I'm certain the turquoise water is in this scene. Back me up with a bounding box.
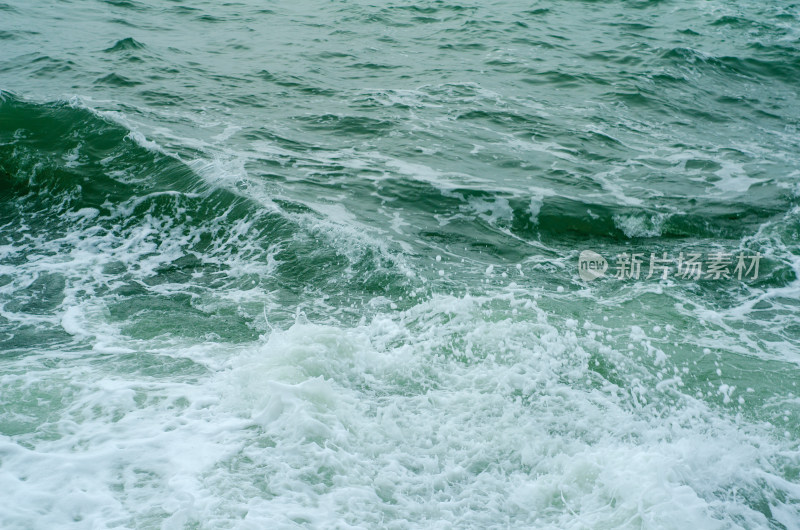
[1,0,800,527]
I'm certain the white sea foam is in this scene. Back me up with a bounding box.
[613,212,669,238]
[3,292,797,527]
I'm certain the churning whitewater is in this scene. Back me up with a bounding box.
[1,0,800,528]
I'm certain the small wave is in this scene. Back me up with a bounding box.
[104,37,146,53]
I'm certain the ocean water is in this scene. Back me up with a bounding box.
[1,0,800,527]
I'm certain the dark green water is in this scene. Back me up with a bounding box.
[1,0,800,528]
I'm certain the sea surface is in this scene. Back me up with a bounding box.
[2,0,800,528]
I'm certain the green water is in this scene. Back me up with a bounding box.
[1,0,800,528]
